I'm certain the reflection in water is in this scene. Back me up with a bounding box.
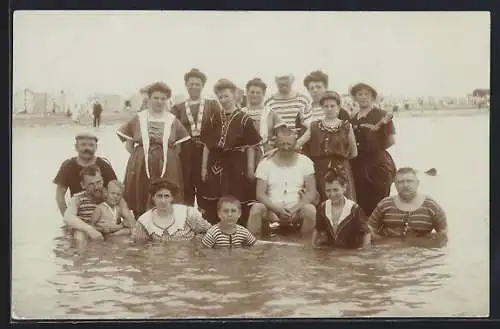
[13,115,490,318]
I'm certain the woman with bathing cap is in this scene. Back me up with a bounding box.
[117,82,191,218]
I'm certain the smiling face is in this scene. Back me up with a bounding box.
[354,88,374,109]
[324,180,346,202]
[81,171,104,201]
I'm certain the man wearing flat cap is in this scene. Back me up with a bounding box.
[171,69,221,209]
[53,132,119,217]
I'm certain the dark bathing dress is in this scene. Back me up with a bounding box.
[199,109,262,225]
[308,119,357,203]
[350,108,396,216]
[172,99,221,208]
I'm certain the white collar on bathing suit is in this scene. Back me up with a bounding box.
[138,204,191,236]
[324,196,356,228]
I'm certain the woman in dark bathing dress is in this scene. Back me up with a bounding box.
[349,83,396,216]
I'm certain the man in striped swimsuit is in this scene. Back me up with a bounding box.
[264,74,311,132]
[64,165,125,243]
[367,167,448,244]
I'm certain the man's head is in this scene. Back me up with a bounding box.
[275,74,294,95]
[80,165,104,201]
[304,70,328,104]
[394,167,419,201]
[246,78,267,107]
[275,127,297,155]
[75,132,98,160]
[217,195,242,225]
[184,68,207,100]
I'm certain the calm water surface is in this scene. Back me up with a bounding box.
[12,114,490,318]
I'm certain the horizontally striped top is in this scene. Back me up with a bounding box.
[367,196,447,238]
[264,92,311,129]
[201,224,257,248]
[74,191,98,223]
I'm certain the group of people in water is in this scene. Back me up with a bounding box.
[53,69,448,249]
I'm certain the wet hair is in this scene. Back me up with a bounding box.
[217,195,242,211]
[144,82,172,98]
[323,171,348,187]
[303,70,329,89]
[396,167,418,176]
[213,79,237,94]
[319,91,342,106]
[79,165,102,182]
[107,180,124,193]
[245,78,267,93]
[149,178,179,197]
[184,68,207,86]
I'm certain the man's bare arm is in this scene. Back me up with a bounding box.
[256,179,281,214]
[56,185,68,217]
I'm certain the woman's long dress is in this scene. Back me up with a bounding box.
[199,109,262,224]
[350,108,396,216]
[117,110,190,217]
[308,119,357,203]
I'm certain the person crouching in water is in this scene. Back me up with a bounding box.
[201,196,257,249]
[312,172,371,249]
[90,180,136,238]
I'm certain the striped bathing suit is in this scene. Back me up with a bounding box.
[264,93,310,129]
[74,191,98,223]
[367,196,447,237]
[201,224,257,248]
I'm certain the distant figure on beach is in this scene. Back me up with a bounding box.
[171,69,221,209]
[264,73,311,130]
[349,83,396,215]
[199,79,262,225]
[117,82,190,218]
[201,196,257,249]
[247,127,317,239]
[132,179,212,243]
[312,172,370,249]
[93,100,103,127]
[368,167,448,244]
[90,180,136,238]
[63,166,130,243]
[53,132,121,217]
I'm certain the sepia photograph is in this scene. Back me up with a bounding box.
[11,10,490,319]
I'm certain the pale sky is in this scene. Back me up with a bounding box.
[13,11,490,99]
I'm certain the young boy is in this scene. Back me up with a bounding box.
[91,180,135,238]
[201,196,257,248]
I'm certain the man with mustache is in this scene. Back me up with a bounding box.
[53,132,120,217]
[64,165,124,243]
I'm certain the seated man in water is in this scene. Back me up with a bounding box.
[367,167,448,244]
[90,180,136,238]
[53,132,126,217]
[247,127,317,238]
[201,196,257,249]
[312,172,371,249]
[64,165,129,243]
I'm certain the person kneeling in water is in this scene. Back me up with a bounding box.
[312,172,371,249]
[90,180,136,238]
[201,196,257,249]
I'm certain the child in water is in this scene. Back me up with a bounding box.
[201,196,257,248]
[91,180,135,237]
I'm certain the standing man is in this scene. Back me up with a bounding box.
[171,68,221,209]
[264,73,311,131]
[53,132,120,217]
[92,100,103,128]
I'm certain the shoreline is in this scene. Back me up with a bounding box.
[12,107,489,128]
